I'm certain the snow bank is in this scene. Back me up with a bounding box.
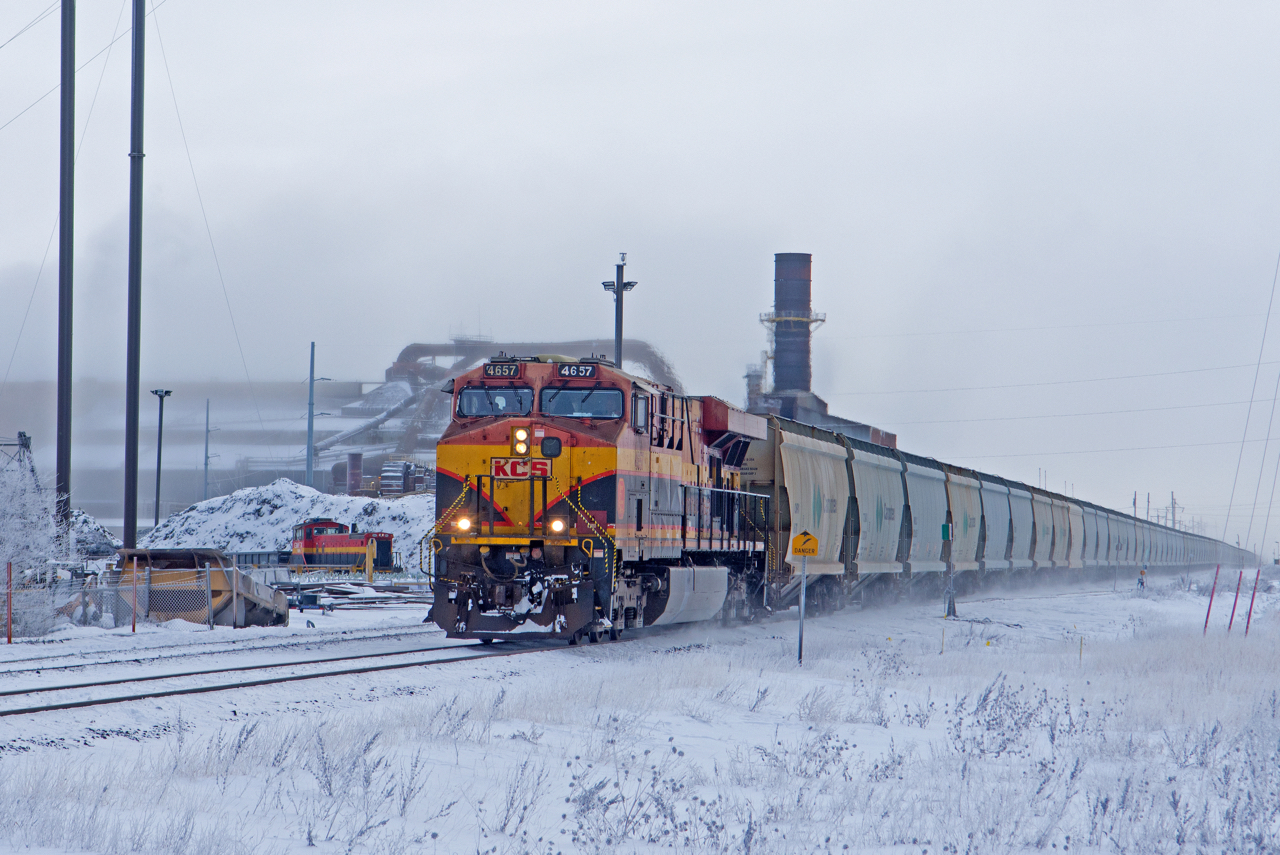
[140,479,436,553]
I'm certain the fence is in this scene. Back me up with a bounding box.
[3,562,221,639]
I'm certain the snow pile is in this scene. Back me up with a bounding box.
[68,507,122,557]
[140,479,436,553]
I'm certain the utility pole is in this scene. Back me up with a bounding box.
[1171,491,1176,529]
[151,389,171,528]
[1146,492,1150,521]
[122,0,147,548]
[55,0,76,534]
[601,253,637,367]
[306,342,316,488]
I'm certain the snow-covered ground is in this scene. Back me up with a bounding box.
[141,479,436,557]
[1,567,1278,854]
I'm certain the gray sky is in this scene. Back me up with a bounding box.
[4,1,1280,550]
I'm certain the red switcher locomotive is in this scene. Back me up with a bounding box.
[289,518,395,570]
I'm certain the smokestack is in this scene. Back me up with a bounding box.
[346,453,363,495]
[772,252,813,392]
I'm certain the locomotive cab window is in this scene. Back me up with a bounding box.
[539,385,623,419]
[631,391,650,433]
[456,385,534,417]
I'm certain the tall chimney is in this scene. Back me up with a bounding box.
[346,452,363,495]
[772,252,813,392]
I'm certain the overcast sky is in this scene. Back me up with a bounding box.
[5,2,1280,550]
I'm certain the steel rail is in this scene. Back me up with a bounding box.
[0,622,445,673]
[0,640,482,698]
[1,638,615,718]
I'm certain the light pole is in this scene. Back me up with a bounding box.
[304,344,333,490]
[601,253,637,367]
[203,399,219,501]
[306,342,315,488]
[151,389,171,527]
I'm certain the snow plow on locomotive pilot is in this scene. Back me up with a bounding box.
[427,354,771,643]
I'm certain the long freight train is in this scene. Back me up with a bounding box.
[427,355,1255,642]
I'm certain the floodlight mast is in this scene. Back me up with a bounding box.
[601,253,637,368]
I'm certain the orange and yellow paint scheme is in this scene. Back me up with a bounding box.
[428,355,768,643]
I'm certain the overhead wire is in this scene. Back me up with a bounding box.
[951,436,1273,461]
[0,0,170,136]
[878,397,1270,427]
[1221,248,1280,542]
[832,360,1280,397]
[150,0,276,460]
[1242,363,1280,552]
[0,0,129,409]
[0,1,59,54]
[853,312,1259,339]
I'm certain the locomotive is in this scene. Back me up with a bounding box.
[289,518,395,570]
[427,355,1256,643]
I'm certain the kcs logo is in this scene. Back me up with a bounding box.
[491,458,551,479]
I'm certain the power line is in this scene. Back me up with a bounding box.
[877,397,1269,427]
[0,0,128,408]
[831,360,1280,397]
[0,0,170,136]
[150,1,275,460]
[950,436,1272,461]
[852,312,1260,340]
[0,1,59,54]
[1222,248,1280,542]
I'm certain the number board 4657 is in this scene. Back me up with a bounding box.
[556,363,596,378]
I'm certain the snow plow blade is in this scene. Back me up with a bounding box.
[115,549,289,628]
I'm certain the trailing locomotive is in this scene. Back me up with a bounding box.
[290,517,395,570]
[427,355,1256,643]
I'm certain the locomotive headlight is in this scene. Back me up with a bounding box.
[456,517,472,531]
[549,518,566,534]
[513,427,530,456]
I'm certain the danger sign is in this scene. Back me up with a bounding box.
[791,530,819,557]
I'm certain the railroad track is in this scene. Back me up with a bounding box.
[0,636,622,718]
[0,622,447,675]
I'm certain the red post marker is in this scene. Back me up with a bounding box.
[1245,567,1262,636]
[1228,570,1244,633]
[6,561,11,644]
[1203,564,1220,636]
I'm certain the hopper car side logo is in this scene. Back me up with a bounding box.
[491,458,551,479]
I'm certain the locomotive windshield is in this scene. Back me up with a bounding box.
[457,385,534,417]
[539,385,624,419]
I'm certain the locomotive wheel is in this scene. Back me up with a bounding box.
[609,627,620,641]
[589,631,600,644]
